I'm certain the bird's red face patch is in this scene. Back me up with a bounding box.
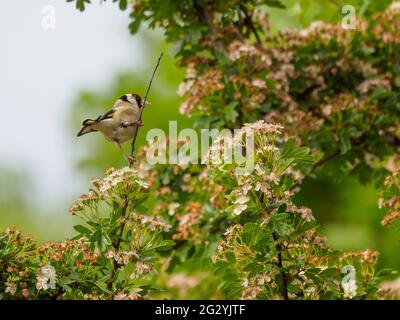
[131,93,143,108]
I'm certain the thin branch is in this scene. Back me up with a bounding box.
[193,1,224,52]
[107,194,129,291]
[239,4,261,44]
[130,53,164,159]
[272,230,289,300]
[311,148,341,170]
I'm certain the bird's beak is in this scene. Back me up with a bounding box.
[145,101,151,105]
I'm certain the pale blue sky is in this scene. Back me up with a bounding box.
[0,0,145,206]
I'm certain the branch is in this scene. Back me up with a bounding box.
[193,1,224,52]
[239,4,261,44]
[107,194,129,291]
[130,53,164,159]
[311,148,341,170]
[272,232,289,300]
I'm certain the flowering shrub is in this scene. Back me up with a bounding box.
[1,1,399,299]
[125,0,400,228]
[1,168,174,299]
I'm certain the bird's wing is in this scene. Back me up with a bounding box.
[87,100,140,125]
[97,108,115,121]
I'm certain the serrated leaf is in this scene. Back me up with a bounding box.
[73,224,91,235]
[224,101,239,124]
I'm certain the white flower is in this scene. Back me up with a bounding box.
[255,164,265,175]
[136,179,149,189]
[114,292,129,300]
[168,202,180,216]
[251,79,267,88]
[177,79,194,96]
[342,279,358,299]
[241,183,252,194]
[232,193,251,213]
[235,195,249,205]
[233,204,248,215]
[255,181,269,193]
[390,2,400,10]
[105,250,115,259]
[266,172,280,185]
[298,207,315,222]
[5,282,17,296]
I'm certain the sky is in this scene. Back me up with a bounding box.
[0,0,144,206]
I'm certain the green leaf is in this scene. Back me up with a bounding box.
[263,0,285,8]
[242,223,269,251]
[224,101,239,124]
[89,229,101,243]
[129,18,142,34]
[281,137,296,158]
[155,240,175,251]
[339,129,352,154]
[270,213,292,238]
[93,281,112,294]
[111,208,122,224]
[225,251,236,263]
[119,0,127,10]
[73,224,91,235]
[75,0,91,12]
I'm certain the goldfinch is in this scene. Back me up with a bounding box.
[77,93,147,162]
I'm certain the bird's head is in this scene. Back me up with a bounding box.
[120,93,150,108]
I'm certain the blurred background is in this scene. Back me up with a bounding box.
[0,0,398,271]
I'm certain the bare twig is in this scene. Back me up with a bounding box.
[272,232,289,300]
[193,1,224,52]
[107,194,129,291]
[130,53,164,160]
[311,148,341,170]
[239,4,261,44]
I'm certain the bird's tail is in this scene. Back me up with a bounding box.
[77,119,98,137]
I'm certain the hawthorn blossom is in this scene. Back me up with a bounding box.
[5,282,17,296]
[233,195,250,215]
[168,202,180,216]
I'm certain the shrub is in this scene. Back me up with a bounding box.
[1,0,399,300]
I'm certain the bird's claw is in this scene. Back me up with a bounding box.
[121,120,143,128]
[135,119,143,127]
[127,155,136,164]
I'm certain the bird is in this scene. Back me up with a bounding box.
[77,93,148,163]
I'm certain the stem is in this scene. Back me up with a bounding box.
[239,4,261,44]
[193,1,224,52]
[272,232,289,300]
[311,148,341,170]
[130,53,164,159]
[107,194,129,291]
